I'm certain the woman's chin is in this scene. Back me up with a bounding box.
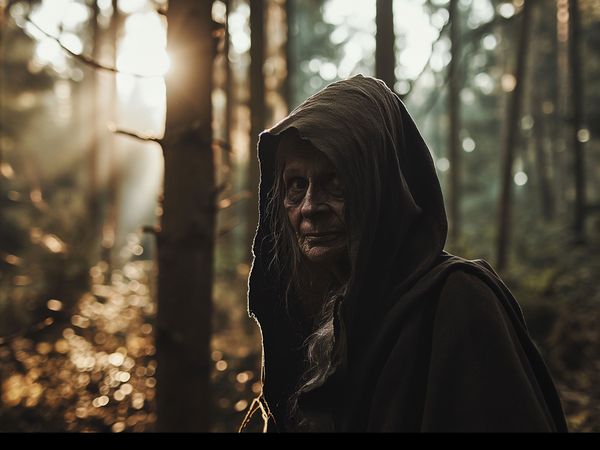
[303,244,346,265]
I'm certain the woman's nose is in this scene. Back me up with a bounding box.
[300,183,329,218]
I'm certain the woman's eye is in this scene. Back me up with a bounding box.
[288,177,307,191]
[328,178,344,197]
[285,177,307,201]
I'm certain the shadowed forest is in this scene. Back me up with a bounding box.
[1,0,599,432]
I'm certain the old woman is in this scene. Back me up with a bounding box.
[241,75,568,432]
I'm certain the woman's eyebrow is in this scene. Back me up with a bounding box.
[315,170,338,181]
[283,168,338,179]
[283,167,302,177]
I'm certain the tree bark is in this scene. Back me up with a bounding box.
[101,0,121,273]
[554,0,569,215]
[89,1,101,248]
[548,0,563,217]
[569,0,585,242]
[375,0,395,91]
[247,0,266,262]
[285,0,295,112]
[224,0,232,173]
[532,86,555,222]
[531,4,555,222]
[496,0,533,272]
[157,0,216,432]
[448,0,461,245]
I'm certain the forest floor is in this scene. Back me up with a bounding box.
[0,259,262,432]
[504,222,600,432]
[0,260,158,431]
[1,235,598,432]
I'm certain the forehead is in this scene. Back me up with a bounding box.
[278,135,336,174]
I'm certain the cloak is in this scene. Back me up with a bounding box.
[242,74,568,432]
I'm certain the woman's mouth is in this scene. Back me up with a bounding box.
[304,232,344,244]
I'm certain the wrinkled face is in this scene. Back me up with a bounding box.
[280,137,347,266]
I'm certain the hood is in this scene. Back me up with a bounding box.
[245,74,449,430]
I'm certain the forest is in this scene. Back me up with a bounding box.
[1,0,599,432]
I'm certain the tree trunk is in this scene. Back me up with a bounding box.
[89,1,101,250]
[532,86,555,222]
[247,0,266,262]
[554,0,569,215]
[285,0,295,112]
[548,0,562,218]
[569,0,585,242]
[531,4,555,222]
[224,0,232,173]
[448,0,461,245]
[496,0,533,272]
[375,0,395,91]
[101,0,121,274]
[156,0,216,432]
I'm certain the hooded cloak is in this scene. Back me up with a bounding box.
[242,74,568,432]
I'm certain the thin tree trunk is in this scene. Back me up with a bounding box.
[569,0,585,242]
[548,0,563,217]
[531,4,555,222]
[496,0,533,272]
[157,0,216,432]
[533,86,555,221]
[285,0,295,112]
[224,0,232,172]
[101,0,120,273]
[375,0,395,90]
[89,1,101,248]
[448,0,461,245]
[247,0,266,262]
[554,0,569,214]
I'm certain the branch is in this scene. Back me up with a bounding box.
[214,181,231,197]
[216,218,241,239]
[586,203,600,214]
[141,225,161,235]
[403,15,451,97]
[107,123,232,156]
[109,124,163,143]
[17,13,163,78]
[0,316,56,345]
[213,138,233,153]
[463,8,523,44]
[415,8,525,120]
[218,190,251,210]
[406,7,523,101]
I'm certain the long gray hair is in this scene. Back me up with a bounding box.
[265,133,350,431]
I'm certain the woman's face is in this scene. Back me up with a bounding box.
[280,136,347,267]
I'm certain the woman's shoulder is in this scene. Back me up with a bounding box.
[421,267,564,432]
[434,267,517,334]
[439,266,498,299]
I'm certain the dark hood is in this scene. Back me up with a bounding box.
[246,74,447,426]
[244,75,567,432]
[255,74,447,309]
